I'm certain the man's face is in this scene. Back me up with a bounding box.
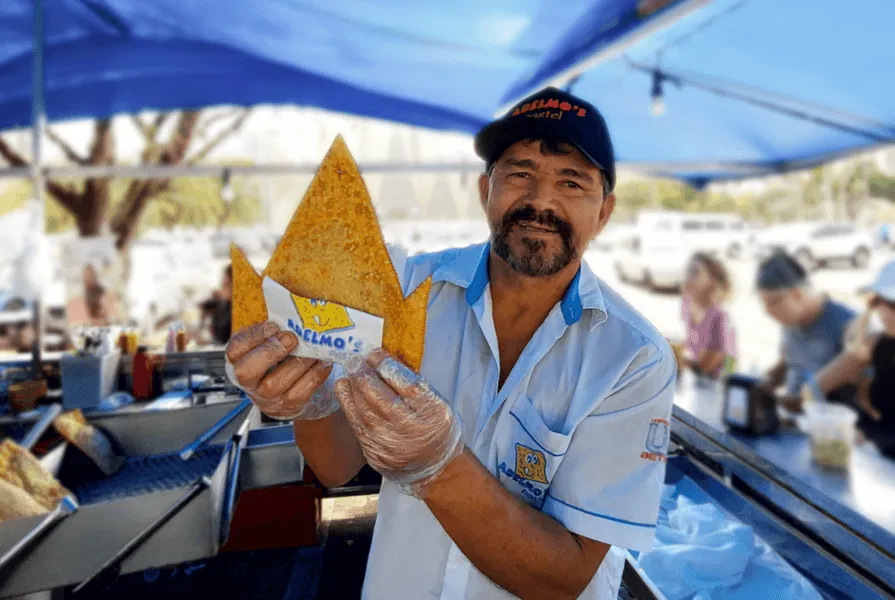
[684,259,713,300]
[478,140,614,277]
[760,288,804,326]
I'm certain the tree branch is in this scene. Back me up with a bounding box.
[46,128,88,165]
[131,115,150,138]
[45,180,83,216]
[111,179,171,249]
[88,119,114,165]
[187,109,251,164]
[0,135,28,166]
[194,109,246,139]
[133,113,171,145]
[160,110,202,164]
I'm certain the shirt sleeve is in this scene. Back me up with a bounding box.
[542,343,675,552]
[710,309,737,358]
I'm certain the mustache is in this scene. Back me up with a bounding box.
[499,205,574,242]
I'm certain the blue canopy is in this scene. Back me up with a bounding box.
[1,0,893,184]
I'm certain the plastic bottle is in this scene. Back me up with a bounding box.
[132,346,154,401]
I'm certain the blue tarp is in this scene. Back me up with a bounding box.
[1,1,893,184]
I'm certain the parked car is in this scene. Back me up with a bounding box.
[613,233,691,291]
[635,211,751,260]
[756,222,873,269]
[590,223,637,253]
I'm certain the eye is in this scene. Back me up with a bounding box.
[509,171,531,179]
[560,180,582,189]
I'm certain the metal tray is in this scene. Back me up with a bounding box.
[0,397,265,597]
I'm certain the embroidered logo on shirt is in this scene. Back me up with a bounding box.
[514,444,548,484]
[641,418,669,462]
[498,455,546,506]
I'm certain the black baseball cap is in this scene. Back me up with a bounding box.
[474,87,616,191]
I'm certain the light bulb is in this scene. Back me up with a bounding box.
[220,183,235,204]
[650,95,666,117]
[220,168,235,204]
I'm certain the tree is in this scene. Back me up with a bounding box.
[869,171,895,203]
[0,108,251,251]
[0,173,262,234]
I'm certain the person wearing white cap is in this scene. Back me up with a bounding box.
[838,259,895,457]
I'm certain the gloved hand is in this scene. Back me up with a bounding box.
[334,350,463,498]
[225,321,340,421]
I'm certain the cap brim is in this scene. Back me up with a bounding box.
[474,118,607,179]
[860,282,895,301]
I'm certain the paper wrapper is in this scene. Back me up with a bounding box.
[263,276,383,366]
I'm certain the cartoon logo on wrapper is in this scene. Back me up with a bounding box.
[287,295,362,353]
[293,296,355,334]
[641,418,669,462]
[263,276,383,364]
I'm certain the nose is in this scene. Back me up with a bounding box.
[522,177,561,212]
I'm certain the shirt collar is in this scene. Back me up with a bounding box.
[433,242,607,328]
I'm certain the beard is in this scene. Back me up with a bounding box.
[492,205,577,277]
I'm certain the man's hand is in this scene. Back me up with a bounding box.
[333,350,463,497]
[225,321,337,420]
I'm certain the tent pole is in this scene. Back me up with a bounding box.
[30,0,46,379]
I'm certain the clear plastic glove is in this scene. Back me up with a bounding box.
[225,321,340,421]
[334,350,463,498]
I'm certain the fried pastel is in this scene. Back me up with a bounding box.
[53,409,124,476]
[235,136,430,371]
[230,243,268,332]
[0,439,71,510]
[0,478,47,523]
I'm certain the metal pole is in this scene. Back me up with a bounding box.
[30,0,46,379]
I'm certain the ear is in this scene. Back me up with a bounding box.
[477,173,490,210]
[594,192,616,236]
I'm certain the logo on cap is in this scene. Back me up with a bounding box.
[512,97,588,119]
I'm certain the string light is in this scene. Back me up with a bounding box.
[220,168,235,204]
[650,70,666,117]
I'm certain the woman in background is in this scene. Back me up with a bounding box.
[681,252,737,379]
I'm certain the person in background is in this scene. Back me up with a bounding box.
[66,263,121,327]
[681,252,737,379]
[199,265,232,345]
[818,260,895,457]
[0,298,36,354]
[756,251,857,411]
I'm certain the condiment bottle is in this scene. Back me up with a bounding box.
[176,327,187,353]
[132,345,154,401]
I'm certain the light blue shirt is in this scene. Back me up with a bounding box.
[362,242,676,600]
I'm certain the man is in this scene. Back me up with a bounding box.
[226,88,675,599]
[755,251,858,410]
[200,265,233,345]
